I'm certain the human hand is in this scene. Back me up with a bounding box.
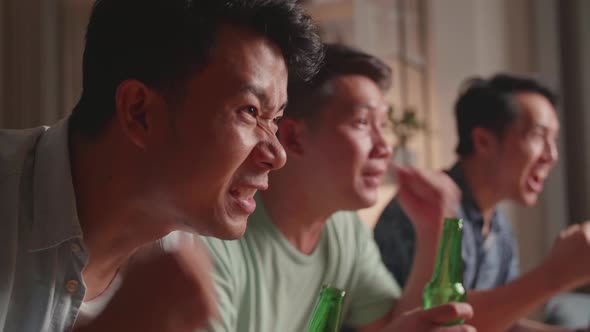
[395,165,461,240]
[384,302,476,332]
[544,221,590,291]
[77,237,217,332]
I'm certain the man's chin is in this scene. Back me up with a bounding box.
[217,217,248,240]
[363,189,379,204]
[518,192,539,207]
[350,192,377,210]
[190,215,247,240]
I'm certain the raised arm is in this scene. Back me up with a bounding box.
[391,166,462,317]
[360,166,468,332]
[76,235,217,332]
[466,222,590,332]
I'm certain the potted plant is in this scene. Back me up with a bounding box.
[388,105,426,165]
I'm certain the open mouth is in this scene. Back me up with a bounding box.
[229,186,261,215]
[526,173,544,193]
[362,169,386,187]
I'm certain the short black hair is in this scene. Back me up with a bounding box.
[286,43,392,121]
[70,0,324,137]
[455,73,558,157]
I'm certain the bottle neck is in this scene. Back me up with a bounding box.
[319,287,346,301]
[307,286,346,332]
[430,219,463,284]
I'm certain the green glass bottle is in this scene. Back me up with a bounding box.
[423,218,467,325]
[306,285,346,332]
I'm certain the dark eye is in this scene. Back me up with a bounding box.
[528,129,545,139]
[244,106,258,117]
[273,115,283,125]
[353,118,369,128]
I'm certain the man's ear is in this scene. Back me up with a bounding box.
[277,117,307,157]
[471,127,499,157]
[115,79,159,150]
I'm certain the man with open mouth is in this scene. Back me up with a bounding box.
[376,74,590,331]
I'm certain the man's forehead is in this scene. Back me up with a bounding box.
[330,76,386,103]
[199,25,288,91]
[510,91,553,121]
[509,114,559,139]
[353,102,389,113]
[212,25,285,62]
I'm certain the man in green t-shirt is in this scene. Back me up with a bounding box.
[201,44,474,332]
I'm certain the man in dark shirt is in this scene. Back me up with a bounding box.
[375,74,590,331]
[376,163,519,290]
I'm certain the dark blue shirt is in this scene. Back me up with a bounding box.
[374,163,520,290]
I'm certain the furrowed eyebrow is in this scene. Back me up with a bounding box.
[238,84,268,106]
[239,83,287,118]
[238,83,286,115]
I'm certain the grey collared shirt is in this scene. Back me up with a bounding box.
[0,118,89,332]
[374,163,520,290]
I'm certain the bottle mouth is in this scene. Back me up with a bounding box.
[444,218,463,229]
[320,284,346,298]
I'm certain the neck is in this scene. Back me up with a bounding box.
[260,168,335,255]
[70,130,174,297]
[458,158,501,236]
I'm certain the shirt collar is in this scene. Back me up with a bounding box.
[447,162,500,231]
[29,117,82,251]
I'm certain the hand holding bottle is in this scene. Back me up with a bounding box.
[423,219,467,325]
[384,303,476,332]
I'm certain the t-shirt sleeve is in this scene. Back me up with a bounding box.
[343,212,402,328]
[199,237,241,332]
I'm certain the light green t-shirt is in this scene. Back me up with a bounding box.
[201,198,401,332]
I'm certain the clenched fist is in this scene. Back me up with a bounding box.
[395,165,461,240]
[77,235,217,332]
[543,221,590,291]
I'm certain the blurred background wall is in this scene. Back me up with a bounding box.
[0,0,88,128]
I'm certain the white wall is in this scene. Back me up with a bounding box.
[426,0,567,273]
